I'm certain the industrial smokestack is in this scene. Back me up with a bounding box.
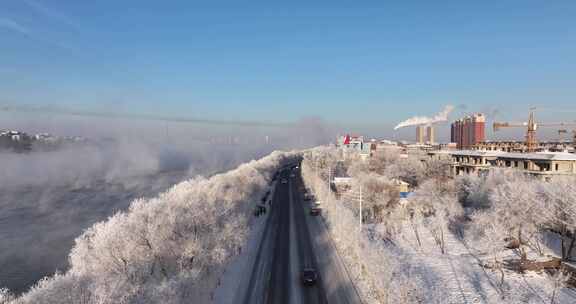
[426,126,435,144]
[416,126,425,144]
[394,105,455,130]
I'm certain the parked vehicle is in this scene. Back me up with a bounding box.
[254,205,267,217]
[310,207,321,216]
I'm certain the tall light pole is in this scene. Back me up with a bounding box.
[313,152,319,192]
[327,166,331,193]
[359,183,363,233]
[341,184,364,233]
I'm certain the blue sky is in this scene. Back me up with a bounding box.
[1,0,576,127]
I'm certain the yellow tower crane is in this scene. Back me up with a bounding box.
[493,108,576,152]
[558,129,568,142]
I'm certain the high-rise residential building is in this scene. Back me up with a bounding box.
[451,113,485,149]
[426,126,435,144]
[416,126,425,144]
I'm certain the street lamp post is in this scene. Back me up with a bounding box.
[327,166,331,193]
[359,183,363,233]
[342,184,364,233]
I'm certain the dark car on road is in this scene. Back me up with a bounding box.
[310,207,321,216]
[301,268,318,286]
[253,205,266,216]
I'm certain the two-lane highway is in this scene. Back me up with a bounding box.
[290,171,328,304]
[242,165,361,304]
[267,174,292,303]
[242,169,295,304]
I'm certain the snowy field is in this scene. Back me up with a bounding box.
[301,146,576,304]
[375,222,576,304]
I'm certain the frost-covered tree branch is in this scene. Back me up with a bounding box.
[9,150,299,304]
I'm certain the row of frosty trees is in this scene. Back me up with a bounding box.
[300,146,575,304]
[0,151,299,304]
[1,146,574,304]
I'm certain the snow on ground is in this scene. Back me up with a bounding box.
[379,222,576,304]
[541,231,576,262]
[214,181,276,304]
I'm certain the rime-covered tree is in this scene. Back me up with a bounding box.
[472,210,509,294]
[12,150,299,304]
[0,288,15,304]
[488,173,543,262]
[539,177,576,261]
[384,156,425,187]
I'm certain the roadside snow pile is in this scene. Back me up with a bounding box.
[5,150,299,304]
[213,179,278,304]
[301,146,576,304]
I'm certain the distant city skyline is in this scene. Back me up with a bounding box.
[1,1,576,128]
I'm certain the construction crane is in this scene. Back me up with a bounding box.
[493,108,576,152]
[558,129,568,142]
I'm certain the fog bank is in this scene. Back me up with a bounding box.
[0,113,328,294]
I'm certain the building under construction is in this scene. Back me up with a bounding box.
[491,108,576,152]
[451,113,486,149]
[473,140,575,153]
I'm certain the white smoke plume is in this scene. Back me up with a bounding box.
[393,105,455,130]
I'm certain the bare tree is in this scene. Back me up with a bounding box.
[548,269,571,304]
[0,288,15,304]
[488,172,542,263]
[384,156,425,187]
[405,179,462,254]
[540,177,576,261]
[472,210,509,294]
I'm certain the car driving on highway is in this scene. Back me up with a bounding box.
[301,268,318,286]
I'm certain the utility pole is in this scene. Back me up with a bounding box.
[359,183,363,233]
[314,152,319,191]
[314,154,318,176]
[327,166,331,193]
[342,184,364,232]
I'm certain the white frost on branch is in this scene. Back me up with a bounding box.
[10,150,299,304]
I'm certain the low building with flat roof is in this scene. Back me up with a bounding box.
[450,150,502,175]
[448,150,576,180]
[474,140,575,153]
[494,152,576,178]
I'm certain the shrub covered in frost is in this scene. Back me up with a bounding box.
[10,150,299,304]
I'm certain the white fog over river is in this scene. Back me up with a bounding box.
[0,114,330,294]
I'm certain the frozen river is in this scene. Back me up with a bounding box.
[0,171,187,294]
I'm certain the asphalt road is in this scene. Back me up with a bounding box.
[242,166,362,304]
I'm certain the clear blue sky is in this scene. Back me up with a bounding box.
[1,0,575,126]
